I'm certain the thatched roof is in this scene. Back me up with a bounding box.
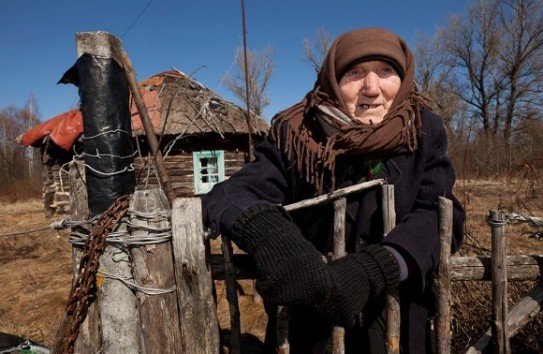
[135,69,269,137]
[19,69,269,150]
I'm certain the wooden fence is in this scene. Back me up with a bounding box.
[61,177,543,354]
[203,179,543,354]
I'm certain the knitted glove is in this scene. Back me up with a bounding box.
[230,204,331,306]
[318,244,400,328]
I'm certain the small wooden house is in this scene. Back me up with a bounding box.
[19,69,269,215]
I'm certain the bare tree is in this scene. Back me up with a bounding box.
[20,95,41,178]
[222,46,275,117]
[0,102,39,189]
[440,0,543,142]
[415,32,466,131]
[303,26,332,73]
[497,0,543,146]
[415,0,543,177]
[441,0,503,139]
[414,32,472,178]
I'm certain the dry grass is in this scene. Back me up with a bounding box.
[452,179,543,353]
[0,198,73,347]
[1,178,543,353]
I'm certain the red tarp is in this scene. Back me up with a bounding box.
[21,109,83,150]
[21,89,161,151]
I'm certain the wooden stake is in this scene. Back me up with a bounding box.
[172,198,220,353]
[221,235,242,354]
[490,210,510,354]
[436,197,453,354]
[331,197,347,354]
[119,49,176,205]
[382,184,400,354]
[130,189,183,353]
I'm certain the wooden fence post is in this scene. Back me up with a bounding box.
[221,235,242,354]
[382,184,400,354]
[331,197,347,354]
[172,198,220,353]
[489,210,510,354]
[130,189,182,353]
[97,227,142,354]
[73,31,141,354]
[277,306,290,354]
[436,197,453,354]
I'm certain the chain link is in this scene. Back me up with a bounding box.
[53,195,131,354]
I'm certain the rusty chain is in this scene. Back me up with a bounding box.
[53,194,132,354]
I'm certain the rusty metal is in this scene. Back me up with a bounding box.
[53,195,131,354]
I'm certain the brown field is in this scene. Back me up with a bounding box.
[1,179,543,353]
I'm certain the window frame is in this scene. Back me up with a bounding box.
[192,150,225,195]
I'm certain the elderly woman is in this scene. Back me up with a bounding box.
[203,27,465,353]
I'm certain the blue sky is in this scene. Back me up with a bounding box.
[0,0,472,123]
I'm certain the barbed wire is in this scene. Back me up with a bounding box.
[0,208,171,246]
[0,215,99,238]
[508,211,543,227]
[0,224,53,238]
[97,271,175,295]
[82,128,133,141]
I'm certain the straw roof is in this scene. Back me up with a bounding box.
[138,69,269,137]
[19,69,270,151]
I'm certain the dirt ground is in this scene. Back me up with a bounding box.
[1,179,543,353]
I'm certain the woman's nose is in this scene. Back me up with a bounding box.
[361,72,380,95]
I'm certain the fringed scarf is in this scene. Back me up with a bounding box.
[270,28,430,193]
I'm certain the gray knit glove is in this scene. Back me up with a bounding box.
[230,204,331,307]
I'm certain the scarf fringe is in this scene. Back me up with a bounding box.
[271,90,428,194]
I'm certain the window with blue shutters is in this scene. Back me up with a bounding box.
[193,150,225,194]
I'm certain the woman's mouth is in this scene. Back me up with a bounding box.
[360,104,379,109]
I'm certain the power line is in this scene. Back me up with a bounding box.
[122,0,155,39]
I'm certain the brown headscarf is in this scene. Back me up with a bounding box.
[270,27,429,193]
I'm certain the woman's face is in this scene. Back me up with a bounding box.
[338,60,401,125]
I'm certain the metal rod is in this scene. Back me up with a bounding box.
[240,0,254,161]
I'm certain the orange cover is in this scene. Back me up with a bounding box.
[21,89,161,151]
[21,109,83,150]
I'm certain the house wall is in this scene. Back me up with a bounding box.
[43,164,70,216]
[44,132,262,215]
[134,149,247,197]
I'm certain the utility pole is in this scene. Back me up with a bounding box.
[241,0,254,162]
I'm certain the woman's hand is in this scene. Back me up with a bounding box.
[230,204,331,306]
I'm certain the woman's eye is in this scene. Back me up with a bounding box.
[345,68,364,78]
[377,65,397,77]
